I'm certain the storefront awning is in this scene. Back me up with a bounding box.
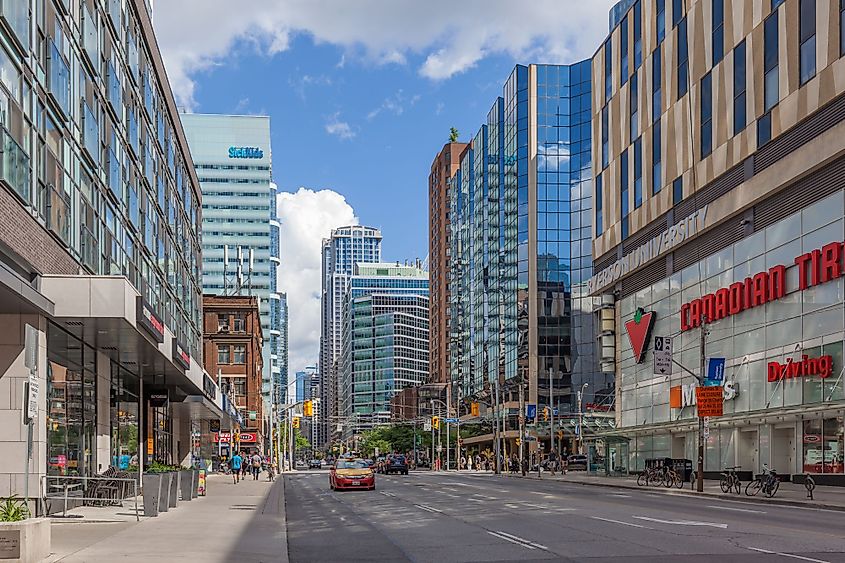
[40,275,204,398]
[0,260,54,315]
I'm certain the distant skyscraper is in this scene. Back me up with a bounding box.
[181,114,288,413]
[339,263,429,437]
[317,226,382,448]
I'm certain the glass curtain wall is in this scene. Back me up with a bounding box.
[110,364,139,470]
[47,323,97,477]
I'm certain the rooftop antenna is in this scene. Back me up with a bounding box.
[237,246,244,296]
[223,245,229,296]
[248,248,255,296]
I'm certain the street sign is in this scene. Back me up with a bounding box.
[705,357,726,386]
[526,404,537,419]
[423,420,432,432]
[26,372,39,422]
[436,445,443,453]
[444,418,459,424]
[703,416,711,438]
[695,386,724,417]
[653,336,672,375]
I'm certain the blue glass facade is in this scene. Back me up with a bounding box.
[449,63,608,444]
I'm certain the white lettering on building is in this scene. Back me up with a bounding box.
[589,205,709,295]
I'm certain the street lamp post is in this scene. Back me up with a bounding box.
[577,383,589,455]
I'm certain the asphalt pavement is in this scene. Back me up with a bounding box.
[284,469,845,562]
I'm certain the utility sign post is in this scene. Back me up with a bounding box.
[23,324,38,509]
[653,336,672,375]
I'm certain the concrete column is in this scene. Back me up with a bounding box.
[96,352,111,472]
[0,314,48,506]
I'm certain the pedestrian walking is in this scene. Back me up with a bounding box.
[549,449,558,476]
[230,452,243,483]
[251,452,262,480]
[460,456,466,471]
[475,454,481,472]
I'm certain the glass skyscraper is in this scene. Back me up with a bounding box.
[449,63,609,453]
[318,225,382,448]
[181,114,288,410]
[339,263,429,438]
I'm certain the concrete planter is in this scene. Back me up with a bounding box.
[191,470,199,499]
[0,518,51,563]
[168,472,180,509]
[179,471,193,501]
[142,473,163,517]
[158,473,173,513]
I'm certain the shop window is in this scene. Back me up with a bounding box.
[111,364,139,470]
[803,417,844,473]
[233,344,246,364]
[217,345,230,365]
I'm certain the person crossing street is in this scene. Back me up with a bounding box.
[230,452,243,483]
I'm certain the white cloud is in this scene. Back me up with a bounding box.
[366,89,421,120]
[277,188,359,375]
[324,112,355,139]
[153,1,615,109]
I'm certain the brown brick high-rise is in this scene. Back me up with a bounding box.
[428,142,468,385]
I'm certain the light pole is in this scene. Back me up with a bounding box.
[577,383,589,455]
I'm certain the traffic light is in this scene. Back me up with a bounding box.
[303,400,313,417]
[470,402,480,417]
[292,417,300,429]
[515,438,521,446]
[432,416,440,430]
[543,407,549,422]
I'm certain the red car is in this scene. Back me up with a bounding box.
[329,458,375,491]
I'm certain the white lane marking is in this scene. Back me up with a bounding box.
[494,531,548,550]
[468,497,484,502]
[609,494,631,498]
[379,491,396,498]
[633,516,728,529]
[706,505,766,514]
[591,516,650,529]
[488,531,535,549]
[505,503,520,509]
[748,547,829,563]
[414,504,443,514]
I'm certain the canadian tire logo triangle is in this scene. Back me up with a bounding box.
[625,308,655,364]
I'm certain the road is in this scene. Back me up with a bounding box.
[285,470,845,562]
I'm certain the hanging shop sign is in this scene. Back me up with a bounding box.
[136,297,165,343]
[767,355,833,382]
[681,240,845,331]
[588,206,709,295]
[238,432,257,443]
[214,432,232,443]
[172,339,191,371]
[203,373,217,400]
[624,308,655,363]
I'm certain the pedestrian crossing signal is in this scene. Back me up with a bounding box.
[470,402,480,417]
[432,416,439,430]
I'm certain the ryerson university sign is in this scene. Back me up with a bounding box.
[588,206,709,295]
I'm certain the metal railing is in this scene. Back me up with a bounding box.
[40,475,140,521]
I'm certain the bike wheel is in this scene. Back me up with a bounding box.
[674,473,684,489]
[720,476,730,493]
[745,479,762,496]
[637,473,647,487]
[733,478,742,495]
[766,479,780,498]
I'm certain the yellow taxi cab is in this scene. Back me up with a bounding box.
[329,458,375,491]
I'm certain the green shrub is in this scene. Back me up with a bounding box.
[0,496,30,522]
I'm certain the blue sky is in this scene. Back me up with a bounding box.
[154,0,615,371]
[188,36,525,261]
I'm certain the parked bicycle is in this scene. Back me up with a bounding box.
[662,467,684,489]
[719,466,742,495]
[745,465,779,498]
[804,473,816,500]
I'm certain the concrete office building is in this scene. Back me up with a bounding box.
[181,114,288,413]
[590,0,845,484]
[448,62,607,457]
[338,263,429,439]
[0,0,226,505]
[317,226,382,449]
[429,142,468,387]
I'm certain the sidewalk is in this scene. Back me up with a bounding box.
[499,470,845,510]
[48,473,288,562]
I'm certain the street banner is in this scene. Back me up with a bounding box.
[705,357,726,386]
[526,404,537,419]
[695,386,724,417]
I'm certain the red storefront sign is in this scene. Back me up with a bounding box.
[767,355,833,382]
[239,432,257,443]
[214,432,232,443]
[680,241,845,331]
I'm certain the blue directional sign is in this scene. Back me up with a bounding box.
[526,404,537,419]
[705,357,726,386]
[444,418,459,424]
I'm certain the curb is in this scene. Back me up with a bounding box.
[500,473,845,512]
